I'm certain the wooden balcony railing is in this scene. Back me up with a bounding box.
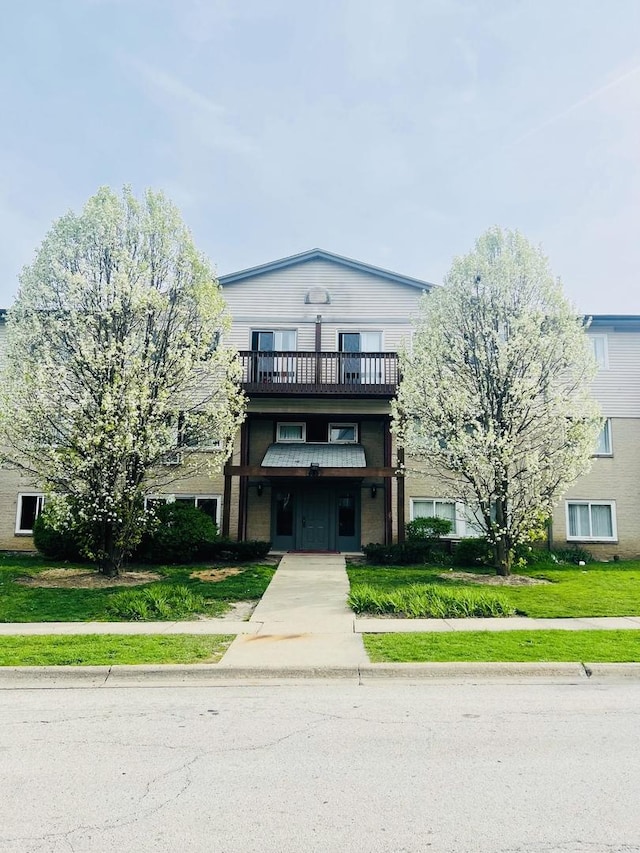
[238,351,399,396]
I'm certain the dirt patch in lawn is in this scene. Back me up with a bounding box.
[441,570,550,587]
[16,569,162,589]
[189,567,244,583]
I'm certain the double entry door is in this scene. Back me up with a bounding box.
[271,483,360,552]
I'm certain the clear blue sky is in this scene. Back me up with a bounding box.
[2,0,639,312]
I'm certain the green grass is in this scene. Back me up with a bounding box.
[349,582,514,617]
[363,630,640,662]
[0,634,234,665]
[0,553,275,622]
[347,561,640,618]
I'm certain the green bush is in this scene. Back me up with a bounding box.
[107,585,208,620]
[406,516,453,541]
[137,502,218,563]
[32,507,82,561]
[363,541,452,566]
[201,539,272,562]
[348,583,514,618]
[551,546,594,565]
[452,537,493,568]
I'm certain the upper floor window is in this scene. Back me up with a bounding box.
[277,422,306,442]
[339,332,383,384]
[594,419,612,456]
[16,493,45,534]
[338,331,382,353]
[590,334,608,369]
[251,330,297,351]
[329,423,358,443]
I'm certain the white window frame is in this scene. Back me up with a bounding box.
[410,498,485,538]
[276,422,306,442]
[145,494,222,527]
[15,493,45,535]
[329,423,358,443]
[565,500,617,542]
[590,334,609,369]
[594,419,612,457]
[410,498,459,537]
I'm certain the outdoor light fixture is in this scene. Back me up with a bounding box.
[256,483,263,497]
[308,463,320,478]
[370,484,377,499]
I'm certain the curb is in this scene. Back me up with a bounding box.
[1,661,640,688]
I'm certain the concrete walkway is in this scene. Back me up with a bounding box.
[218,553,368,668]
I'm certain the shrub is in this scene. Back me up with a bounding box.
[32,504,82,561]
[137,502,218,564]
[363,541,451,566]
[348,583,514,618]
[551,546,594,565]
[406,516,452,541]
[107,585,208,620]
[200,539,272,562]
[452,537,493,568]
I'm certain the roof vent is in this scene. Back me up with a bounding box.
[305,287,331,305]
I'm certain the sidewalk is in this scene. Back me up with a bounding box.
[1,554,640,684]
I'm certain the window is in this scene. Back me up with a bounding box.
[251,330,297,382]
[594,419,612,456]
[566,500,616,541]
[590,335,608,369]
[411,499,457,535]
[410,498,485,538]
[277,422,306,442]
[16,493,45,534]
[329,423,358,443]
[145,495,222,527]
[338,331,383,384]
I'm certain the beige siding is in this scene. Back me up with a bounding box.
[551,417,640,559]
[222,259,422,351]
[589,328,640,416]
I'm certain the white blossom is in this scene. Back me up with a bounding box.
[393,227,602,575]
[0,187,246,575]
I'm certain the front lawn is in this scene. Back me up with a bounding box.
[347,561,640,618]
[364,630,640,662]
[0,553,275,622]
[0,634,233,665]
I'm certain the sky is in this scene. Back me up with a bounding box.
[1,0,639,313]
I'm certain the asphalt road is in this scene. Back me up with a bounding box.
[1,680,639,853]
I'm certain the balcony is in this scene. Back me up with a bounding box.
[238,350,399,397]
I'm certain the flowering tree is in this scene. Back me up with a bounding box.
[394,227,602,576]
[0,187,245,575]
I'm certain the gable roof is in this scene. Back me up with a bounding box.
[218,248,435,291]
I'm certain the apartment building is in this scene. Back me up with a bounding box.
[0,250,638,558]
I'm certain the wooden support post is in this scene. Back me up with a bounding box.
[397,446,405,543]
[237,421,249,541]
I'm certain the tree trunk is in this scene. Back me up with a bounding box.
[96,525,123,577]
[494,538,511,576]
[494,496,511,576]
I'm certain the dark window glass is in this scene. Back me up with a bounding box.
[276,492,294,537]
[19,496,40,532]
[175,497,196,507]
[197,499,218,523]
[338,494,355,537]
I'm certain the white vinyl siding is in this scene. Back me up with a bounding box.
[222,259,420,351]
[566,500,616,542]
[589,329,640,416]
